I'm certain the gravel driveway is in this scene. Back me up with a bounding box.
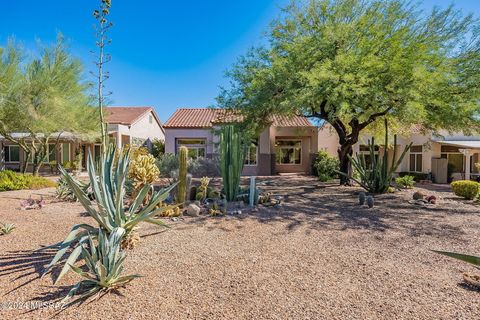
[1,176,480,319]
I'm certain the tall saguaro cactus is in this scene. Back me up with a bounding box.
[219,125,245,201]
[177,146,188,204]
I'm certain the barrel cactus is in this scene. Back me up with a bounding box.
[358,192,366,205]
[366,196,374,208]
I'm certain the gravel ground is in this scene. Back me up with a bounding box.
[1,176,480,319]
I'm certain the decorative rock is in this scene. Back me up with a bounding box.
[413,191,425,200]
[186,203,201,217]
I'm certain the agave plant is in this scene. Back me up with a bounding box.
[60,227,140,308]
[432,250,480,267]
[56,174,92,202]
[44,145,176,283]
[339,119,412,194]
[0,223,15,235]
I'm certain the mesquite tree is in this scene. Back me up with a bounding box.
[218,0,480,184]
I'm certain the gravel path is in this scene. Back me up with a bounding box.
[1,176,480,319]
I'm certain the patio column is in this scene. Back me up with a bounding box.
[460,149,473,180]
[116,131,122,150]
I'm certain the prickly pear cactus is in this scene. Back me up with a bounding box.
[359,192,366,205]
[366,196,374,208]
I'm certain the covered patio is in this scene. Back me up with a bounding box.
[438,140,480,181]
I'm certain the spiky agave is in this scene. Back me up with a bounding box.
[60,227,141,308]
[0,223,15,235]
[43,145,176,283]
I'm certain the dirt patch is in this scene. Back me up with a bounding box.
[1,177,480,319]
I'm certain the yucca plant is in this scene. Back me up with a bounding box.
[219,124,246,201]
[339,119,412,194]
[43,145,176,283]
[0,223,15,235]
[60,227,140,308]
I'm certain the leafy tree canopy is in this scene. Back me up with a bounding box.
[0,36,99,174]
[218,0,480,183]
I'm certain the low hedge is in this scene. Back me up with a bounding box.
[398,172,430,181]
[0,170,56,191]
[451,180,480,200]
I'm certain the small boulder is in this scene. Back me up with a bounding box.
[413,191,425,200]
[186,203,201,217]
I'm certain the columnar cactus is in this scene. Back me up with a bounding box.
[177,146,188,204]
[219,125,245,202]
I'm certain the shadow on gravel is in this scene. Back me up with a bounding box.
[0,249,57,294]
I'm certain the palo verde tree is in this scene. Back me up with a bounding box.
[0,38,98,175]
[218,0,480,184]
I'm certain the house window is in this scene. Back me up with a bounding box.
[149,115,153,124]
[441,145,464,173]
[409,145,423,172]
[176,139,206,159]
[3,145,20,163]
[359,144,379,168]
[62,143,71,163]
[46,144,56,162]
[275,140,301,164]
[244,143,257,166]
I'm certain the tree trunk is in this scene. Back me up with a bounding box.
[338,143,354,185]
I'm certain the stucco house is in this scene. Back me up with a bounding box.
[317,124,480,183]
[164,108,318,175]
[0,106,164,172]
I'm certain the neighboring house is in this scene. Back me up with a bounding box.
[0,106,164,172]
[317,124,480,183]
[106,106,164,149]
[164,108,318,175]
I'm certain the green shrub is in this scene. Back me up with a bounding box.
[398,172,430,181]
[395,175,415,189]
[313,151,339,182]
[451,180,480,200]
[0,170,56,191]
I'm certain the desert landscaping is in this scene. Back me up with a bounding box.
[1,175,480,319]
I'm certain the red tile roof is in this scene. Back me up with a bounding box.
[164,108,313,128]
[105,106,153,125]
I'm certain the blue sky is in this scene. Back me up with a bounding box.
[0,0,479,122]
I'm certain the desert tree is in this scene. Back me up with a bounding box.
[0,38,98,175]
[218,0,480,184]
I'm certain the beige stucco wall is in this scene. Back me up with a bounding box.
[130,111,165,142]
[317,124,340,158]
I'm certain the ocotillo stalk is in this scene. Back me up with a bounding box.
[178,146,188,204]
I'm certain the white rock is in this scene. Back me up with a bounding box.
[186,204,201,217]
